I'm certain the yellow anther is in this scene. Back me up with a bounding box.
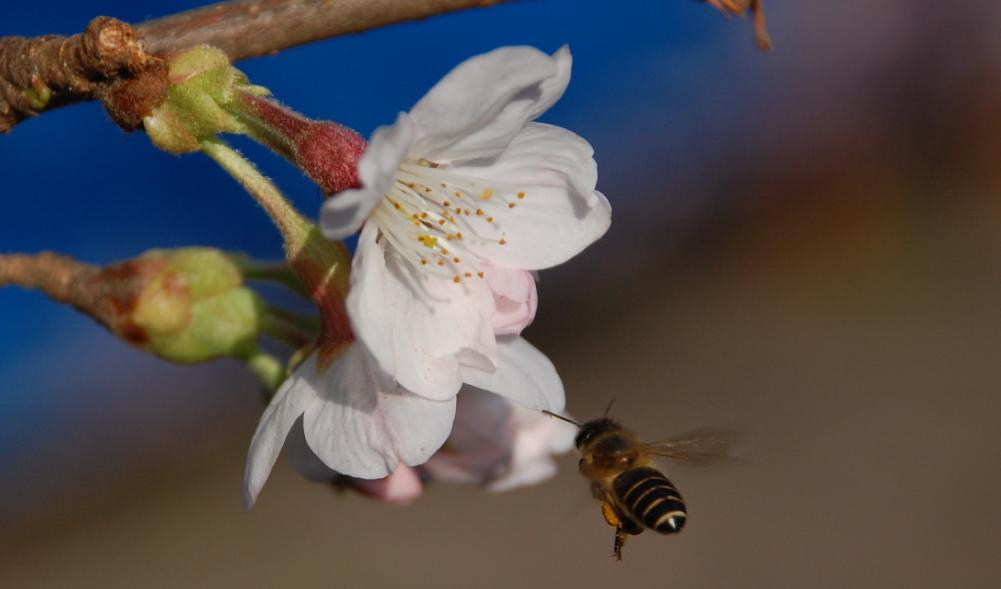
[453,276,461,283]
[517,192,526,199]
[417,235,439,249]
[480,188,494,201]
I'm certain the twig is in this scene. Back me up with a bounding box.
[0,0,506,134]
[0,251,164,345]
[136,0,506,62]
[0,17,165,133]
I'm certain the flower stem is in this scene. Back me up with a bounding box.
[232,256,307,297]
[200,137,311,245]
[244,350,286,394]
[264,303,321,333]
[200,136,355,363]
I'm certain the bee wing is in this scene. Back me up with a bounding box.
[644,428,742,467]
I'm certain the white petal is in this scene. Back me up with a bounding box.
[459,336,564,412]
[320,113,415,239]
[348,223,497,400]
[448,123,611,269]
[486,265,538,335]
[243,353,324,508]
[302,343,457,479]
[410,46,571,163]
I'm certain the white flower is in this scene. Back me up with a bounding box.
[244,337,563,506]
[320,46,611,401]
[244,46,609,506]
[424,388,577,491]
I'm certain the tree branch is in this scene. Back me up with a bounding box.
[0,251,163,346]
[0,0,507,134]
[0,17,163,133]
[0,0,770,134]
[136,0,506,63]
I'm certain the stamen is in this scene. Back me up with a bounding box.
[374,161,527,283]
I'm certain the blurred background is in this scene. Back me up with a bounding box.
[3,0,1001,586]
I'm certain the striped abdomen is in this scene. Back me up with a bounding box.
[612,467,687,534]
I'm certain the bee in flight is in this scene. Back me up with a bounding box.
[544,406,736,560]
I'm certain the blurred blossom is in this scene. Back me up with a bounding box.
[279,388,576,504]
[425,388,577,492]
[243,338,564,507]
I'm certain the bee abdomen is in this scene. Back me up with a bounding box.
[612,467,687,534]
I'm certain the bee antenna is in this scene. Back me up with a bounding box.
[542,410,581,428]
[603,398,617,417]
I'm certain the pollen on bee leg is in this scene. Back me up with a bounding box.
[601,501,622,528]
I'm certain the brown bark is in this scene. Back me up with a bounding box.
[0,0,506,134]
[0,252,164,346]
[0,17,164,133]
[136,0,505,62]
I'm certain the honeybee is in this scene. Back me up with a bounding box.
[545,407,736,560]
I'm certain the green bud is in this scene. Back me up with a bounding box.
[130,247,265,363]
[143,45,268,153]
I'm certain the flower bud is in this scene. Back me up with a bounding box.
[129,247,265,363]
[143,45,261,153]
[235,92,366,195]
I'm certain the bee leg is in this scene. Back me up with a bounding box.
[613,526,629,561]
[599,501,632,561]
